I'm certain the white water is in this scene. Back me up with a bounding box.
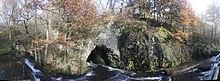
[188,68,198,73]
[131,76,163,80]
[24,54,220,81]
[87,62,167,81]
[25,59,41,81]
[51,62,169,81]
[25,59,40,73]
[85,71,95,76]
[199,54,220,80]
[51,77,62,81]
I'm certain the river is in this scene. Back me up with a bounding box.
[0,53,219,81]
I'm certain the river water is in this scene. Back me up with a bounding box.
[0,54,29,80]
[0,53,219,81]
[172,54,220,81]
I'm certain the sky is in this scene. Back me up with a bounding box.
[189,0,213,15]
[94,0,214,16]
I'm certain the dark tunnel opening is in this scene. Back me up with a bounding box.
[86,45,111,66]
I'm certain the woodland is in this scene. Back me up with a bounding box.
[0,0,220,80]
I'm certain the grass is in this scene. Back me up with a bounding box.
[0,35,14,54]
[0,40,14,55]
[0,49,12,54]
[213,46,220,51]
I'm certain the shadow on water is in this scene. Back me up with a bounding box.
[0,53,30,80]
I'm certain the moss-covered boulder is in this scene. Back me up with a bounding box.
[100,20,194,72]
[44,47,88,76]
[153,27,174,43]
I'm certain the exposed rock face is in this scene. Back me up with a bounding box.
[93,21,192,72]
[85,21,122,67]
[81,21,192,72]
[43,20,202,75]
[43,21,122,75]
[95,21,121,57]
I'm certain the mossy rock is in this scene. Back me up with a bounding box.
[161,42,188,68]
[126,61,135,70]
[153,27,174,43]
[78,60,88,74]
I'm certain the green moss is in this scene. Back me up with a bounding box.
[58,51,66,58]
[96,56,106,64]
[83,41,89,46]
[0,40,13,53]
[110,63,117,67]
[162,59,169,68]
[153,27,174,42]
[75,59,88,75]
[67,65,72,74]
[213,47,220,51]
[126,61,134,70]
[0,49,12,54]
[160,42,191,68]
[80,61,88,74]
[100,19,204,72]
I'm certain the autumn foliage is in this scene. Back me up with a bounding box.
[52,0,98,39]
[176,0,198,27]
[172,0,198,42]
[31,0,200,49]
[32,0,98,50]
[32,34,84,50]
[52,0,97,26]
[172,30,193,42]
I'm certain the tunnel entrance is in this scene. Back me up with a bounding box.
[86,45,111,65]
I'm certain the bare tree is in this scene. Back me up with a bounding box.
[1,0,20,40]
[44,2,52,64]
[205,0,220,44]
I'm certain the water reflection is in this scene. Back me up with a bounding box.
[0,54,29,80]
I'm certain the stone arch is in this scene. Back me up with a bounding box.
[86,45,112,65]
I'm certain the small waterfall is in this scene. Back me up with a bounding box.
[23,52,220,81]
[199,54,220,80]
[25,59,41,81]
[85,62,170,81]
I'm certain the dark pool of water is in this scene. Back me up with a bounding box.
[0,53,30,80]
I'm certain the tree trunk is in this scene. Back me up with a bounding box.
[211,27,214,44]
[64,46,67,66]
[109,0,115,13]
[37,43,41,64]
[44,9,51,64]
[214,26,217,44]
[153,0,156,20]
[7,19,12,41]
[33,0,38,62]
[34,1,37,34]
[120,0,124,13]
[8,26,12,40]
